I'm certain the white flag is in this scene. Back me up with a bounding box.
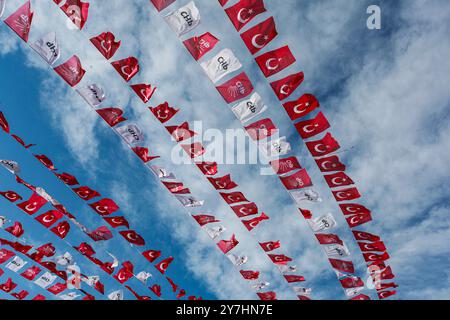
[108,290,124,300]
[205,225,226,240]
[200,49,242,83]
[149,165,176,180]
[0,216,7,228]
[345,286,364,297]
[228,254,248,266]
[30,32,60,65]
[175,195,204,207]
[55,252,73,266]
[0,159,20,174]
[107,252,119,268]
[35,272,57,288]
[278,265,297,273]
[0,0,6,18]
[116,123,145,145]
[6,256,27,272]
[59,292,80,300]
[324,243,350,259]
[290,189,322,204]
[36,187,54,202]
[164,1,201,36]
[307,213,337,232]
[232,93,267,123]
[76,84,106,107]
[136,271,153,284]
[82,275,100,286]
[293,287,312,296]
[252,282,270,291]
[260,137,291,157]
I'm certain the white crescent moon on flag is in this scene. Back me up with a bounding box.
[251,34,265,49]
[303,124,316,133]
[335,191,347,199]
[237,8,250,23]
[121,66,132,77]
[265,58,279,71]
[280,85,290,96]
[314,144,327,154]
[331,177,345,186]
[25,203,38,212]
[100,40,111,53]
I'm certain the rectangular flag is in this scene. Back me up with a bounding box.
[231,92,267,123]
[241,17,277,54]
[225,0,266,31]
[200,48,242,83]
[216,72,254,103]
[164,1,201,36]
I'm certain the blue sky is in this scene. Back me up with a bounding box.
[1,0,450,300]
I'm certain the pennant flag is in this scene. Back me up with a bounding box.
[295,112,330,139]
[164,1,201,36]
[89,198,119,216]
[132,147,159,163]
[217,234,239,254]
[268,254,292,265]
[261,137,291,157]
[316,155,346,172]
[358,241,386,252]
[207,174,237,190]
[245,118,277,141]
[0,111,9,133]
[243,213,269,231]
[196,162,218,176]
[201,48,242,83]
[255,46,296,78]
[284,275,305,283]
[240,270,260,280]
[60,0,89,29]
[259,241,280,252]
[232,92,267,123]
[166,122,197,142]
[225,0,266,31]
[0,249,15,264]
[51,221,70,239]
[12,134,36,149]
[96,107,127,127]
[218,0,229,6]
[166,277,178,292]
[353,230,380,242]
[34,272,57,288]
[316,233,343,245]
[89,226,113,241]
[324,172,354,188]
[131,83,156,103]
[150,102,179,123]
[306,133,340,157]
[332,187,361,202]
[0,190,22,203]
[279,168,312,190]
[119,230,145,246]
[271,72,304,101]
[183,32,219,60]
[5,222,24,238]
[181,142,205,158]
[73,186,100,201]
[142,250,161,263]
[16,176,36,191]
[0,159,20,174]
[155,256,174,274]
[151,0,176,12]
[270,157,301,175]
[30,32,60,65]
[21,266,41,280]
[329,259,355,274]
[17,192,47,215]
[220,191,248,204]
[54,55,86,87]
[77,84,106,107]
[111,57,140,82]
[283,93,320,121]
[103,216,130,229]
[4,1,33,42]
[231,202,258,218]
[116,123,145,145]
[90,31,121,60]
[241,17,277,54]
[216,72,254,103]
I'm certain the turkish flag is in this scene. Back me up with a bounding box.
[218,0,229,6]
[47,283,67,295]
[72,186,100,201]
[340,204,370,216]
[114,267,133,284]
[166,122,197,142]
[217,234,239,254]
[15,176,36,191]
[352,230,380,242]
[340,276,364,289]
[162,181,189,194]
[11,290,28,300]
[181,142,205,159]
[270,157,301,175]
[295,112,330,139]
[225,0,266,31]
[283,93,320,121]
[103,216,130,229]
[89,198,119,216]
[0,112,10,133]
[142,250,161,263]
[271,72,304,101]
[8,242,32,255]
[256,46,295,78]
[371,265,395,281]
[119,230,145,246]
[216,72,254,103]
[89,226,113,241]
[363,252,390,263]
[17,192,47,215]
[329,259,354,273]
[55,172,79,185]
[245,118,277,141]
[332,187,361,202]
[12,134,35,149]
[358,241,386,252]
[51,221,70,239]
[259,241,280,252]
[306,133,340,157]
[241,17,277,54]
[279,169,312,190]
[96,107,127,127]
[60,0,89,29]
[208,174,238,190]
[231,202,258,218]
[284,275,305,283]
[315,155,346,172]
[131,83,156,103]
[132,147,159,163]
[111,57,140,82]
[150,284,161,297]
[240,270,260,280]
[149,102,179,123]
[192,214,220,226]
[315,233,343,245]
[324,172,354,188]
[155,256,174,274]
[36,243,56,257]
[376,282,398,291]
[184,32,219,61]
[74,242,95,257]
[0,278,17,293]
[4,1,33,42]
[243,213,269,231]
[0,190,23,203]
[220,191,249,204]
[268,254,292,265]
[150,0,175,11]
[32,294,46,300]
[346,213,372,228]
[0,249,14,264]
[54,55,86,87]
[90,31,121,60]
[378,290,396,300]
[257,291,277,301]
[350,294,371,300]
[166,277,178,292]
[21,265,41,280]
[196,162,218,176]
[5,222,24,238]
[34,154,55,170]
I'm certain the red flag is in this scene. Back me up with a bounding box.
[332,187,361,202]
[119,230,145,246]
[150,0,175,11]
[279,169,312,190]
[132,147,159,163]
[51,221,70,239]
[295,112,330,139]
[90,31,121,60]
[32,294,46,300]
[75,242,95,257]
[324,172,354,188]
[7,242,32,255]
[54,55,86,87]
[0,249,14,264]
[243,213,269,231]
[257,291,276,301]
[12,134,35,149]
[376,282,398,291]
[208,174,237,190]
[47,283,67,295]
[192,214,220,226]
[89,226,113,241]
[60,0,89,29]
[363,252,390,263]
[72,186,100,201]
[299,208,313,219]
[353,230,381,242]
[142,250,161,263]
[183,32,219,60]
[0,112,10,133]
[114,267,133,284]
[217,234,239,254]
[306,133,340,157]
[196,162,218,176]
[255,46,296,78]
[220,191,248,204]
[21,266,41,280]
[150,284,161,297]
[166,277,178,292]
[270,157,301,175]
[218,0,229,6]
[131,83,156,103]
[55,172,79,186]
[351,294,371,300]
[216,72,254,103]
[340,276,364,288]
[181,142,205,159]
[0,278,17,293]
[241,17,278,54]
[231,202,258,218]
[378,290,396,300]
[358,241,386,252]
[89,198,119,216]
[166,122,197,142]
[162,181,188,194]
[315,155,346,172]
[111,57,140,82]
[34,154,55,170]
[150,102,179,123]
[103,216,130,229]
[0,190,23,203]
[225,0,266,31]
[270,72,304,101]
[346,213,372,228]
[245,118,277,141]
[240,270,260,280]
[96,108,127,127]
[284,275,305,283]
[155,256,174,274]
[371,265,395,281]
[315,234,343,245]
[17,192,47,215]
[5,222,24,238]
[268,254,292,265]
[329,259,355,273]
[340,204,371,216]
[35,243,56,258]
[4,1,33,42]
[259,241,280,252]
[283,94,320,121]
